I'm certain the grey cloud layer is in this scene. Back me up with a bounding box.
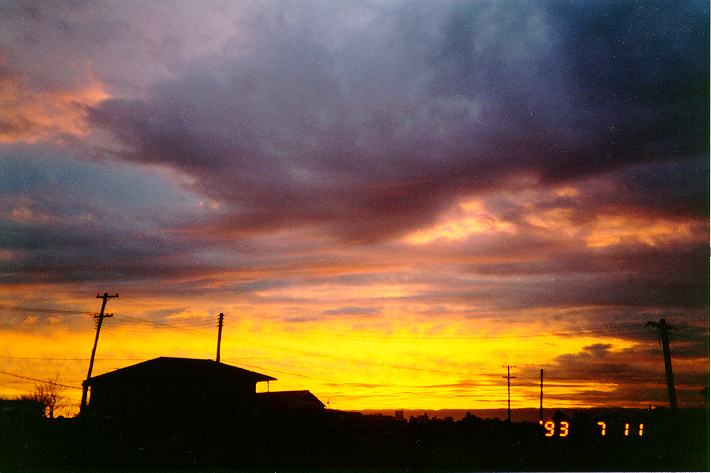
[0,147,220,283]
[87,0,708,241]
[0,0,243,95]
[1,1,708,305]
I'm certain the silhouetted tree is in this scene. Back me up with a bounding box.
[19,377,65,418]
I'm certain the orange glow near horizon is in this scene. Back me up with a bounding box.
[0,288,658,417]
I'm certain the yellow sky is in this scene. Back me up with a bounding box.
[0,288,656,417]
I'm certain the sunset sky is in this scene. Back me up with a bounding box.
[0,1,708,416]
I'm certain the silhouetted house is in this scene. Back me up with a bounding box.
[84,357,275,424]
[256,390,325,411]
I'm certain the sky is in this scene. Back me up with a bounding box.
[0,0,708,416]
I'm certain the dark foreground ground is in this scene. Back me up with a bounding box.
[1,406,708,471]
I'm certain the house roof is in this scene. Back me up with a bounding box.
[86,357,276,386]
[256,390,325,409]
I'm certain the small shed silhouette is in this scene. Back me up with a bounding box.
[84,356,275,423]
[256,390,325,411]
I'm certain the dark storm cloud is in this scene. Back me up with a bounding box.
[539,1,708,180]
[89,0,709,242]
[2,0,708,320]
[612,158,710,218]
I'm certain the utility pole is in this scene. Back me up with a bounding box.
[80,292,118,413]
[216,313,224,363]
[646,318,677,410]
[503,365,516,422]
[539,369,544,421]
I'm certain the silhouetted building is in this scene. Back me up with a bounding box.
[84,356,275,424]
[256,390,325,411]
[0,399,44,422]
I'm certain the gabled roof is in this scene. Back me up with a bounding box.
[256,390,325,409]
[86,357,276,386]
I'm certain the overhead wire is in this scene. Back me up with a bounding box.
[0,306,665,351]
[107,314,650,380]
[1,304,701,408]
[1,305,650,339]
[0,305,91,315]
[0,382,35,394]
[111,310,650,342]
[0,314,432,380]
[0,356,144,361]
[0,305,692,383]
[2,310,478,377]
[0,370,82,390]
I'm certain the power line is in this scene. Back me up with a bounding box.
[64,313,475,377]
[232,336,470,377]
[0,370,81,390]
[0,382,35,394]
[120,314,211,335]
[0,356,144,361]
[3,305,683,388]
[1,305,650,340]
[212,316,646,341]
[0,305,91,315]
[202,317,642,341]
[0,360,488,393]
[223,360,342,383]
[113,318,215,328]
[3,308,659,379]
[113,303,643,339]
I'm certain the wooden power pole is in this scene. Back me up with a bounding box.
[216,313,224,363]
[503,365,516,422]
[646,318,677,410]
[80,292,118,414]
[539,369,544,421]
